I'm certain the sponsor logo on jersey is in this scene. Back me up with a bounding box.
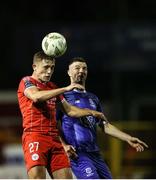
[85,167,94,177]
[47,98,56,104]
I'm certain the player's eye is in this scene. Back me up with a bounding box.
[51,66,55,70]
[74,67,80,70]
[44,66,48,69]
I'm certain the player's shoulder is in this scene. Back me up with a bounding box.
[63,90,79,100]
[86,91,98,98]
[18,76,30,85]
[20,76,39,86]
[86,91,100,103]
[22,76,32,82]
[63,90,73,97]
[18,76,35,90]
[17,76,30,92]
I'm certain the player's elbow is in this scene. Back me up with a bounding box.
[26,91,41,103]
[63,104,78,117]
[66,108,80,117]
[30,95,42,103]
[31,97,39,103]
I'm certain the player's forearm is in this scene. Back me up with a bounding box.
[63,101,105,119]
[30,88,67,102]
[67,105,93,117]
[59,136,67,146]
[105,123,132,142]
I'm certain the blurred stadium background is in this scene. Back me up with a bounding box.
[0,0,156,178]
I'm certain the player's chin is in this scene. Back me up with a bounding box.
[43,76,51,82]
[76,79,83,84]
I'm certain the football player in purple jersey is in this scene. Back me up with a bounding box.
[57,57,148,179]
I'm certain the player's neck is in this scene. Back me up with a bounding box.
[31,74,44,84]
[73,82,85,89]
[72,81,86,91]
[31,74,39,81]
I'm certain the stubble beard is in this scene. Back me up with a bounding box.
[75,76,86,86]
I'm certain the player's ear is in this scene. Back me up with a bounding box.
[32,64,36,71]
[67,69,71,76]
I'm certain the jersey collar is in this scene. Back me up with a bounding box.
[73,88,86,93]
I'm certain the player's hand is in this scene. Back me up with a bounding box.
[90,110,107,121]
[65,83,84,91]
[127,137,148,152]
[63,144,78,159]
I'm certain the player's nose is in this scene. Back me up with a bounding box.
[79,68,84,73]
[47,68,52,74]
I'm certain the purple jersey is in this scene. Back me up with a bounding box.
[57,89,112,179]
[57,89,104,152]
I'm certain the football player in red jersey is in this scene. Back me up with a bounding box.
[17,51,106,179]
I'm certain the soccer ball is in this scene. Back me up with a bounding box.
[41,32,67,57]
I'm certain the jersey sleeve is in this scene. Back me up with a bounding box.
[22,77,36,95]
[23,77,35,89]
[18,76,35,94]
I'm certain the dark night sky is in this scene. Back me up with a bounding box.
[1,0,156,120]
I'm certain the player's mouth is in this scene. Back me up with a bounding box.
[76,75,85,84]
[78,74,86,80]
[44,76,51,80]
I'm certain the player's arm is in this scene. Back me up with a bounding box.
[59,131,78,159]
[57,118,78,159]
[104,122,148,152]
[24,83,85,102]
[59,136,78,159]
[60,99,106,120]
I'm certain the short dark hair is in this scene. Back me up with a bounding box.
[68,57,87,66]
[33,51,54,63]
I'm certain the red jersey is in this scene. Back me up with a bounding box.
[17,76,64,135]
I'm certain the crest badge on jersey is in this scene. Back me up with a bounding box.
[32,153,39,161]
[85,167,94,177]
